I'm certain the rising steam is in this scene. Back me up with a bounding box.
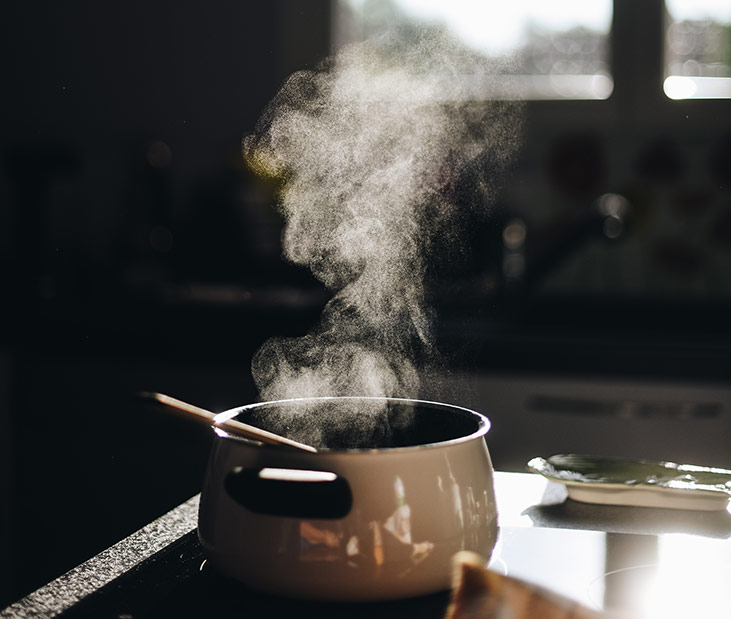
[243,32,522,447]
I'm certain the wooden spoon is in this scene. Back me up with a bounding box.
[140,392,317,453]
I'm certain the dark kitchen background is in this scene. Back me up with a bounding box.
[1,0,729,608]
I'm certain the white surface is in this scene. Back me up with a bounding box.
[422,370,731,472]
[564,480,730,511]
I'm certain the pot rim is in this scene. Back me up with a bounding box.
[211,395,490,454]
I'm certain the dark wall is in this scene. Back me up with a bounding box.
[0,0,331,606]
[1,0,330,303]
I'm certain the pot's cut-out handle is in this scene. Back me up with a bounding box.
[224,466,352,519]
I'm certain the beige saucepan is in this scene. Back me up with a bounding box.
[197,396,498,601]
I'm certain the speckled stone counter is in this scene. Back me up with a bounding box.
[1,496,200,618]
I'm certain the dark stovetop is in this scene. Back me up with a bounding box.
[56,530,451,619]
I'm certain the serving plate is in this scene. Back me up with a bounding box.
[527,454,731,511]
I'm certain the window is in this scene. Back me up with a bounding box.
[664,0,731,99]
[333,0,614,100]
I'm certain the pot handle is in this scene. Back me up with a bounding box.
[224,466,352,519]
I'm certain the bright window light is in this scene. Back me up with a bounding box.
[664,0,731,99]
[663,75,698,99]
[334,0,614,100]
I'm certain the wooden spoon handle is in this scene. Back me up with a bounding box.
[140,392,317,453]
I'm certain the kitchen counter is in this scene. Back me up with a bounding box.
[3,472,730,618]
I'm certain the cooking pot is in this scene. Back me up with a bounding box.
[197,396,497,601]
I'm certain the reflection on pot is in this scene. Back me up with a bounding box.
[299,521,345,562]
[297,475,435,577]
[385,476,412,544]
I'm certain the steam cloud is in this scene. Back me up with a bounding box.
[244,32,522,447]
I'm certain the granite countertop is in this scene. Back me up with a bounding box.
[1,497,200,618]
